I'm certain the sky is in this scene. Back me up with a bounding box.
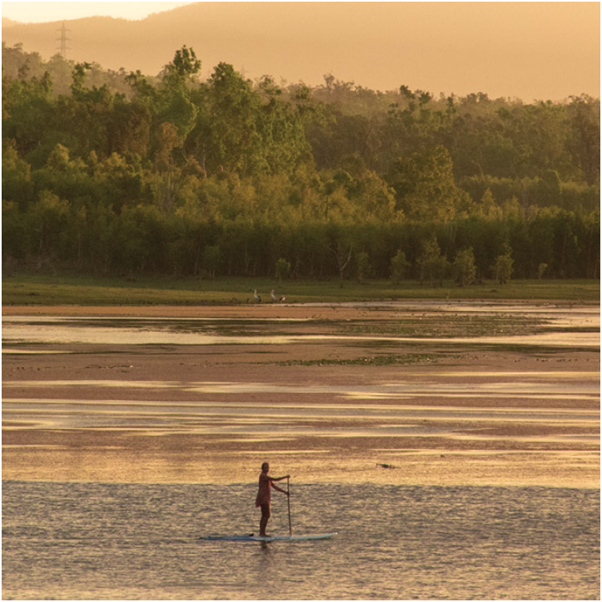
[2,1,195,22]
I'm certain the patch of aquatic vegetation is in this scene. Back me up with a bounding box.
[456,343,598,354]
[274,353,437,367]
[340,314,546,338]
[20,318,289,338]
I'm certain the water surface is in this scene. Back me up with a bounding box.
[3,302,599,598]
[3,481,599,600]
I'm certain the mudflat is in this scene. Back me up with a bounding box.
[3,301,599,488]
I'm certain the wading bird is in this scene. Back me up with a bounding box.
[271,289,286,303]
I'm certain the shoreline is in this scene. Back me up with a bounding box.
[2,297,599,314]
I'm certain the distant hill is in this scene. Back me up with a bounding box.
[1,3,370,85]
[2,2,599,99]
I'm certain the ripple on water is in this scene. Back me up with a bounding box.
[2,481,599,600]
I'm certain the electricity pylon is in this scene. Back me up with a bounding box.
[56,22,70,58]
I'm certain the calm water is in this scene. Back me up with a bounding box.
[3,481,599,600]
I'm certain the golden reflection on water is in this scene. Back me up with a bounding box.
[5,377,599,399]
[4,392,599,488]
[4,445,599,489]
[3,303,599,489]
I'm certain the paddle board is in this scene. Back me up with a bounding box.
[201,533,336,542]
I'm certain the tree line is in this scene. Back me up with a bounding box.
[2,44,600,284]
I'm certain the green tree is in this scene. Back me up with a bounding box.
[537,262,548,279]
[256,76,312,176]
[275,257,292,283]
[108,99,151,157]
[492,246,514,284]
[163,46,201,82]
[453,247,477,287]
[2,140,34,205]
[157,46,201,138]
[29,190,72,260]
[202,244,221,279]
[3,200,29,262]
[390,249,410,284]
[329,226,354,288]
[418,235,448,286]
[387,146,464,222]
[478,188,502,220]
[355,250,370,283]
[2,69,55,162]
[202,63,262,175]
[152,122,183,214]
[567,95,600,185]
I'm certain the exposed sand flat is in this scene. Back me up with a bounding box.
[2,299,598,319]
[2,303,599,488]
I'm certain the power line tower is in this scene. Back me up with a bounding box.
[56,22,70,59]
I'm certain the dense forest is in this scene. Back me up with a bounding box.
[2,44,600,284]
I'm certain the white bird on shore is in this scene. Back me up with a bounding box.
[271,289,286,303]
[253,289,262,303]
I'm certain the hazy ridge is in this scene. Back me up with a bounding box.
[2,2,599,100]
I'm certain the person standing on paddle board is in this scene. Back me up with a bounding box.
[255,462,289,537]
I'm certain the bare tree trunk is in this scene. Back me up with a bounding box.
[333,242,353,288]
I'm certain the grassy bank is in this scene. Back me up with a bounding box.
[2,273,599,306]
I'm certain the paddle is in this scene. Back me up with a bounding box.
[287,476,292,536]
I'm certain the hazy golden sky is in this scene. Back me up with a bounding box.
[2,2,599,100]
[2,2,195,22]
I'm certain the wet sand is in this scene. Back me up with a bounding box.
[3,303,599,488]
